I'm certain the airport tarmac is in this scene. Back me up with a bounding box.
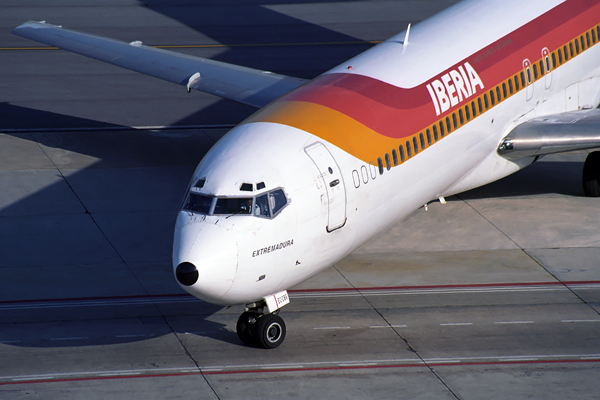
[1,1,600,399]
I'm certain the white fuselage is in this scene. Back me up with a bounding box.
[173,0,600,305]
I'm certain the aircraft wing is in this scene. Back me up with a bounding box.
[13,21,307,109]
[498,109,600,160]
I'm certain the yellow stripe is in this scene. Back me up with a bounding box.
[245,101,402,163]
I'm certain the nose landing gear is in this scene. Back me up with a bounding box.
[236,290,289,349]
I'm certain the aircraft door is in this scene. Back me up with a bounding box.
[304,142,347,232]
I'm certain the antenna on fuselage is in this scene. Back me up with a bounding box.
[401,23,411,55]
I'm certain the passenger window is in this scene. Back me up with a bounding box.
[269,189,287,216]
[426,129,432,146]
[392,149,398,166]
[254,194,270,217]
[551,52,556,69]
[399,145,405,162]
[532,64,538,80]
[405,141,412,158]
[184,193,213,214]
[483,93,489,109]
[419,132,425,149]
[445,116,452,133]
[580,35,585,51]
[508,79,513,95]
[538,60,544,76]
[377,157,384,175]
[439,121,445,138]
[545,56,550,73]
[384,153,391,171]
[465,105,470,121]
[514,75,520,91]
[452,113,458,129]
[569,42,574,58]
[457,109,463,126]
[477,97,483,114]
[413,137,419,154]
[502,82,507,98]
[214,197,253,215]
[433,124,439,141]
[563,45,569,61]
[489,90,495,106]
[586,32,590,48]
[520,71,525,87]
[592,29,597,45]
[557,48,563,64]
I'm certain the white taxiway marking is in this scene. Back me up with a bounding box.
[494,321,534,325]
[561,319,600,323]
[440,323,473,326]
[313,326,351,330]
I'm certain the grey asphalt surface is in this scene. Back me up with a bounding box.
[1,1,600,399]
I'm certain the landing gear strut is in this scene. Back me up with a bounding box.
[236,290,289,349]
[583,151,600,197]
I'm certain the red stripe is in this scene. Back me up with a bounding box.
[277,0,600,139]
[1,280,598,305]
[2,358,599,385]
[288,280,600,293]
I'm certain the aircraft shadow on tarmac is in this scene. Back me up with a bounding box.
[1,1,377,349]
[0,0,589,349]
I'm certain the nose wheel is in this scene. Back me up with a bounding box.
[236,291,289,349]
[236,311,287,349]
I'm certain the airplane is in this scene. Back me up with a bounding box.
[13,0,600,349]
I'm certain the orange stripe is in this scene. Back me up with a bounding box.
[245,101,402,163]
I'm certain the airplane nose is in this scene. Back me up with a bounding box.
[173,215,238,304]
[175,262,199,286]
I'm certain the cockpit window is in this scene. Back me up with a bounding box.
[182,186,287,218]
[240,183,253,192]
[254,194,270,217]
[214,198,252,215]
[184,193,213,214]
[269,189,287,215]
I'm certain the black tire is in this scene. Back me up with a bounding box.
[236,312,256,346]
[252,314,286,349]
[582,151,600,197]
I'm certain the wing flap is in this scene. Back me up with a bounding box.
[13,21,307,108]
[498,109,600,160]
